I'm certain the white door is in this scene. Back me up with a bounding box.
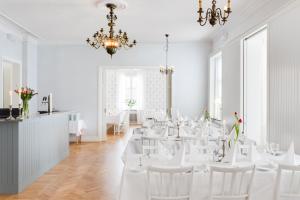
[243,28,268,145]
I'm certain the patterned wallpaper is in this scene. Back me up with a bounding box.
[105,68,166,116]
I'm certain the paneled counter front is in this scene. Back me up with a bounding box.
[0,112,69,194]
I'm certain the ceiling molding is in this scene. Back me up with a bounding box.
[0,11,39,43]
[211,0,296,51]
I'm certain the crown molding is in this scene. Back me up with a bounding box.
[211,0,296,51]
[0,11,39,43]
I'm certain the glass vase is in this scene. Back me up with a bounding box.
[22,100,29,118]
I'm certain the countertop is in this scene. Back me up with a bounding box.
[0,111,69,123]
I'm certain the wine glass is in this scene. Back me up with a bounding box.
[269,143,280,155]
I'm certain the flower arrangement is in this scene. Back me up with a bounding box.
[126,99,136,109]
[15,87,38,118]
[232,112,242,142]
[204,109,211,121]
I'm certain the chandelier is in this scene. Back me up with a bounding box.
[86,3,136,57]
[160,34,174,119]
[160,34,174,75]
[197,0,232,26]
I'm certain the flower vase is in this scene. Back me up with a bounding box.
[234,124,240,142]
[22,100,29,118]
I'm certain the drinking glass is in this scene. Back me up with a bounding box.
[269,143,280,155]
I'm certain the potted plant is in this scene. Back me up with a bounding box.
[126,99,136,110]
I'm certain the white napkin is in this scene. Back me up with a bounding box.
[248,144,262,162]
[161,127,169,137]
[223,143,237,165]
[282,142,296,165]
[168,143,185,166]
[143,120,154,128]
[145,129,157,136]
[181,127,190,136]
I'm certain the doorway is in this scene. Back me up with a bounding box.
[100,66,166,139]
[1,59,22,108]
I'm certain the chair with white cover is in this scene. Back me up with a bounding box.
[147,166,194,200]
[274,164,300,200]
[208,165,255,200]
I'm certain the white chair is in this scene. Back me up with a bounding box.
[274,164,300,200]
[208,165,255,200]
[147,166,194,200]
[113,111,127,135]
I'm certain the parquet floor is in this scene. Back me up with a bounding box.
[0,131,131,200]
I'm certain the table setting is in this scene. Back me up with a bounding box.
[119,113,300,200]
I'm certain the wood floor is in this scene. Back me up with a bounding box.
[0,132,130,200]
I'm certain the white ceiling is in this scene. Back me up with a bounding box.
[0,0,273,44]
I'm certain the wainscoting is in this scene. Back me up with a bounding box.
[0,113,69,194]
[268,3,300,153]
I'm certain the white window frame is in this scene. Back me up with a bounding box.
[241,26,268,145]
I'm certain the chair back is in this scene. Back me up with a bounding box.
[117,111,126,125]
[275,164,300,200]
[209,165,255,200]
[147,166,194,200]
[142,136,161,156]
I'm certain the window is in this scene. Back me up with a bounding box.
[118,71,143,110]
[209,53,222,120]
[243,27,267,145]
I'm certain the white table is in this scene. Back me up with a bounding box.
[119,128,300,200]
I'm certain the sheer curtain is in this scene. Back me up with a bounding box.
[243,28,267,146]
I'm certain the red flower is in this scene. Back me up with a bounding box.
[238,118,242,123]
[234,112,237,115]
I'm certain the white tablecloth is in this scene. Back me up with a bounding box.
[120,130,300,200]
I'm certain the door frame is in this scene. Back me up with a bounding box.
[98,66,160,140]
[1,56,22,108]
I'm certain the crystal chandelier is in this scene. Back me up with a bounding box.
[160,34,174,74]
[197,0,232,26]
[86,3,136,57]
[160,34,174,119]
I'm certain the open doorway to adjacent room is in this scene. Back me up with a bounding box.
[100,67,166,139]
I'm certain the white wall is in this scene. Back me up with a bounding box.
[0,30,22,107]
[268,3,300,152]
[0,15,38,112]
[221,40,240,123]
[213,0,300,152]
[38,42,211,141]
[22,37,38,114]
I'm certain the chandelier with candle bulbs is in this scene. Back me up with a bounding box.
[197,0,232,26]
[86,3,136,57]
[160,34,174,75]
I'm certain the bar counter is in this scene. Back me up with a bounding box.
[0,112,69,194]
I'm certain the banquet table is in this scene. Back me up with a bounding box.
[119,125,300,200]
